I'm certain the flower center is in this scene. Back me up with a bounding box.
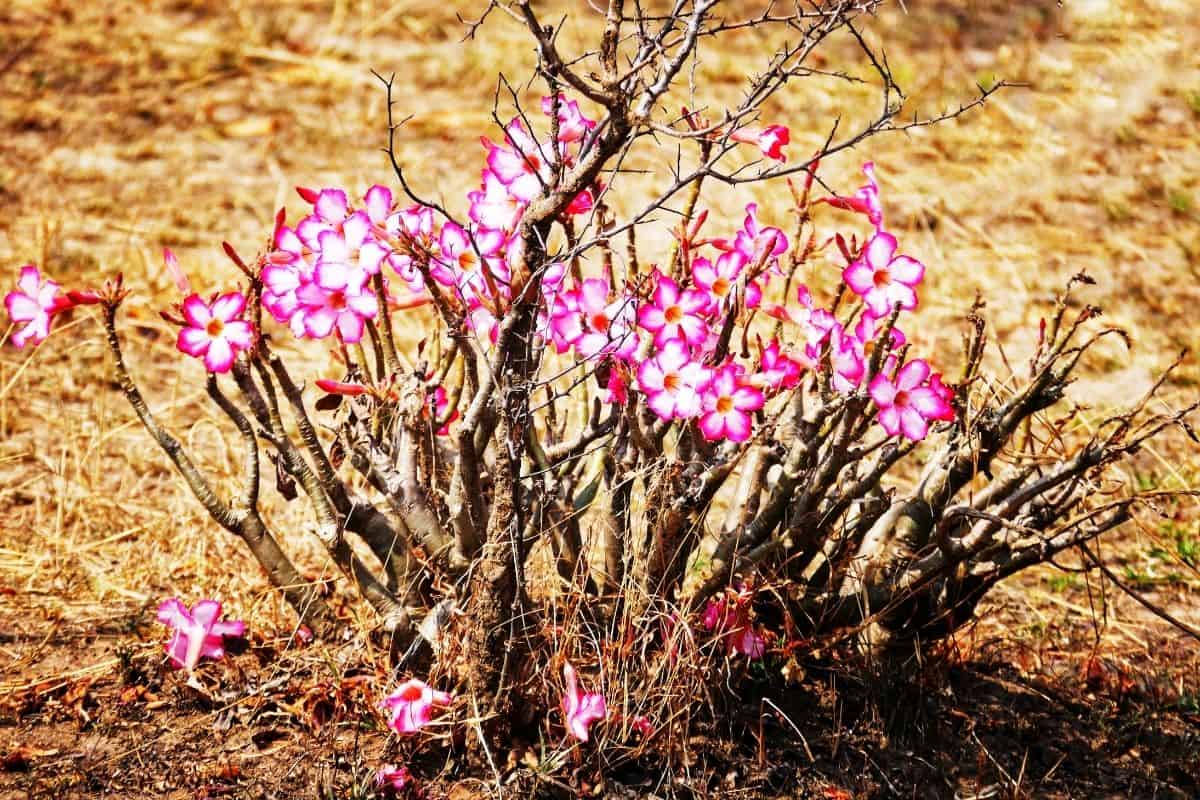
[205,318,225,337]
[663,373,681,392]
[873,268,891,288]
[330,292,347,312]
[664,305,683,324]
[399,685,424,701]
[590,313,610,333]
[716,395,733,414]
[712,278,729,297]
[895,390,910,407]
[458,251,477,270]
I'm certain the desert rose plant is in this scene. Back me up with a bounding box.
[6,0,1197,766]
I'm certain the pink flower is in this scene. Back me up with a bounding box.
[817,161,883,227]
[603,362,629,405]
[561,662,607,742]
[5,265,72,348]
[311,188,352,227]
[363,184,395,225]
[755,338,803,391]
[929,373,956,413]
[806,322,865,394]
[382,679,453,735]
[385,204,436,292]
[465,300,501,345]
[388,203,435,242]
[156,597,246,672]
[700,590,766,659]
[313,211,389,293]
[692,251,761,309]
[483,119,553,203]
[843,230,925,317]
[763,284,829,356]
[637,339,711,420]
[541,94,596,144]
[853,312,906,352]
[469,169,525,232]
[698,364,764,442]
[550,277,637,360]
[429,385,458,436]
[868,359,955,441]
[176,292,255,373]
[163,248,192,293]
[431,223,506,300]
[733,626,767,659]
[375,765,413,794]
[385,202,434,253]
[262,224,317,332]
[294,281,377,343]
[731,124,790,161]
[630,715,654,738]
[564,186,596,217]
[712,203,788,270]
[637,274,710,348]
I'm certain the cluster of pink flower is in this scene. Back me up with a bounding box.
[258,95,601,354]
[551,202,791,443]
[4,98,954,444]
[539,162,953,442]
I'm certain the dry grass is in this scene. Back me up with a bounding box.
[1,0,1198,795]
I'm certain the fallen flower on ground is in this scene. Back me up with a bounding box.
[382,679,453,735]
[156,598,246,673]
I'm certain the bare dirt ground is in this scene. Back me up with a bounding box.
[1,0,1198,797]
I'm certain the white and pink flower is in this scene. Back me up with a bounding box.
[382,679,453,735]
[561,662,607,742]
[692,251,761,309]
[869,359,954,441]
[698,364,764,442]
[156,597,246,673]
[756,338,804,391]
[712,203,788,271]
[483,119,554,204]
[312,210,389,293]
[4,265,73,348]
[637,339,712,421]
[550,277,637,360]
[843,230,925,317]
[541,94,596,144]
[176,292,255,373]
[637,274,711,348]
[730,124,790,162]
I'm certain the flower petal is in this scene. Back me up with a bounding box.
[181,295,213,327]
[896,359,930,391]
[177,327,211,357]
[898,407,929,441]
[210,292,246,322]
[204,337,235,372]
[865,231,898,267]
[889,255,925,286]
